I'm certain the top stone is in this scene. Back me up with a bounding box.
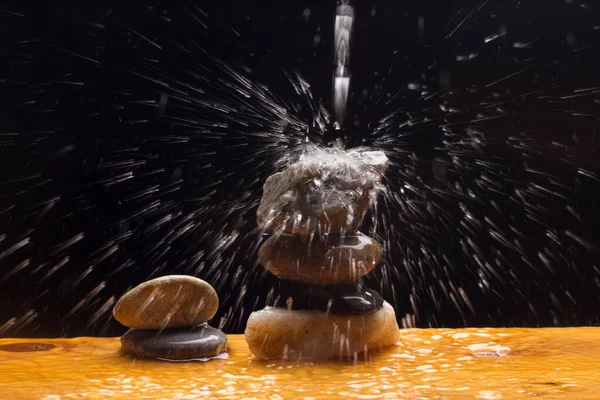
[113,275,219,330]
[257,147,389,236]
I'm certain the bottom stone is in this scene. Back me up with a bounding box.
[121,323,227,360]
[244,301,400,360]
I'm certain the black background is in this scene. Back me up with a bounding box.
[1,0,600,337]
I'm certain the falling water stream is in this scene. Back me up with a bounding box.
[332,3,354,132]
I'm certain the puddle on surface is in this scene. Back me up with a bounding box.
[0,331,597,399]
[477,390,503,399]
[467,343,511,358]
[0,342,56,352]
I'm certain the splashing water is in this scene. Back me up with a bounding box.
[0,1,599,337]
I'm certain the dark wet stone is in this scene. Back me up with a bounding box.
[273,279,384,315]
[121,323,227,360]
[259,234,382,285]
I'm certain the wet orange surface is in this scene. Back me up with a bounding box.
[1,328,599,399]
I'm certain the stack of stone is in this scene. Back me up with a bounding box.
[245,148,401,360]
[113,275,227,360]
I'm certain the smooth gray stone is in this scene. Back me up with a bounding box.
[121,323,227,360]
[274,279,384,315]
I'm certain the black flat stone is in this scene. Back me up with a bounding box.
[273,279,384,315]
[121,323,227,360]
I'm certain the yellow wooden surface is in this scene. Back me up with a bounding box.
[1,328,599,399]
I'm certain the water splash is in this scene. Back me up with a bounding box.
[0,1,599,337]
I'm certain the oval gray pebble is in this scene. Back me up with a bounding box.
[275,279,384,315]
[121,323,227,360]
